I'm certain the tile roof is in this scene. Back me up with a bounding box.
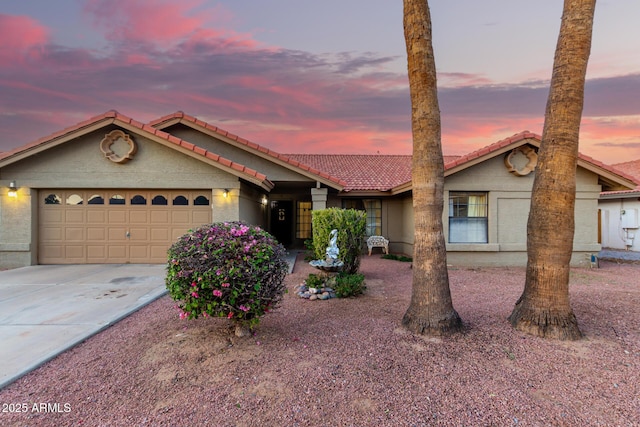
[612,159,640,187]
[286,154,413,192]
[0,110,274,190]
[150,111,347,189]
[292,132,543,192]
[443,131,541,170]
[599,159,640,196]
[2,110,635,195]
[442,131,637,191]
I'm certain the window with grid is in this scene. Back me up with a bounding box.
[342,199,382,236]
[448,192,488,243]
[296,201,312,239]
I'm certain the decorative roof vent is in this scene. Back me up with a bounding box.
[504,145,537,176]
[100,129,137,163]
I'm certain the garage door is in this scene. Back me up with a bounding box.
[39,190,212,264]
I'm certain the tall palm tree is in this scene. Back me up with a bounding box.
[509,0,596,340]
[402,0,462,335]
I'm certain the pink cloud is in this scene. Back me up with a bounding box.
[0,14,49,66]
[0,4,638,169]
[83,0,257,51]
[438,72,494,87]
[579,117,640,164]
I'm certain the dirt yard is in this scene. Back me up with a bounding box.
[1,255,638,426]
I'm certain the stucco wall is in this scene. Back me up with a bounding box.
[3,126,238,190]
[238,182,268,228]
[163,126,315,182]
[386,154,603,267]
[599,198,640,251]
[0,188,36,268]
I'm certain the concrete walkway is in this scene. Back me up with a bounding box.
[0,252,300,390]
[0,264,167,389]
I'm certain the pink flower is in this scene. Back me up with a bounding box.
[191,291,199,298]
[191,282,197,287]
[221,282,230,288]
[227,312,234,319]
[179,311,189,320]
[213,289,223,297]
[216,270,222,276]
[239,305,250,312]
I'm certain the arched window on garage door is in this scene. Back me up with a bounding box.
[173,195,188,206]
[109,194,125,205]
[88,194,104,204]
[66,194,83,205]
[152,195,168,205]
[194,195,210,205]
[131,194,147,205]
[44,194,62,204]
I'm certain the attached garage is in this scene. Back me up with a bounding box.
[38,190,212,264]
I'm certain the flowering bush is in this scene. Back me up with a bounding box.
[166,221,288,334]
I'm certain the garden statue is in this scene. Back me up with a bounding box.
[309,229,344,272]
[326,229,339,264]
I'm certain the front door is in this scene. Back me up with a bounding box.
[270,200,293,247]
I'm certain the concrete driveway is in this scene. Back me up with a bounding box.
[0,264,167,389]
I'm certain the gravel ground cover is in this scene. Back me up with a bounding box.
[1,255,638,426]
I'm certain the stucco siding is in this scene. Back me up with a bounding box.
[389,195,414,256]
[497,196,529,246]
[392,154,604,266]
[384,198,405,250]
[3,127,238,190]
[0,188,36,268]
[238,182,268,228]
[599,198,640,251]
[163,126,315,182]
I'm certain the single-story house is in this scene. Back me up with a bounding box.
[599,159,640,251]
[0,110,636,269]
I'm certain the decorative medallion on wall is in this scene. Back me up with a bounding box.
[504,145,538,176]
[100,130,137,163]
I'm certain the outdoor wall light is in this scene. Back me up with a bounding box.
[261,195,268,206]
[8,181,17,198]
[223,189,229,198]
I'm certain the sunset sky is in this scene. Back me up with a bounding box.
[1,0,639,164]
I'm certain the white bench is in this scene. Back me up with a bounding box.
[367,235,389,256]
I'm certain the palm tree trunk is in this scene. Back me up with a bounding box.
[402,0,462,335]
[509,0,596,340]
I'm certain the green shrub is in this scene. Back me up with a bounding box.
[303,238,315,261]
[166,221,288,332]
[382,254,413,262]
[305,273,325,288]
[311,208,367,274]
[334,273,366,298]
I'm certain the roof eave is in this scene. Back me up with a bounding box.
[0,117,116,168]
[116,121,275,192]
[152,114,345,191]
[340,189,392,197]
[444,136,541,177]
[391,181,412,195]
[577,159,638,191]
[599,190,640,200]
